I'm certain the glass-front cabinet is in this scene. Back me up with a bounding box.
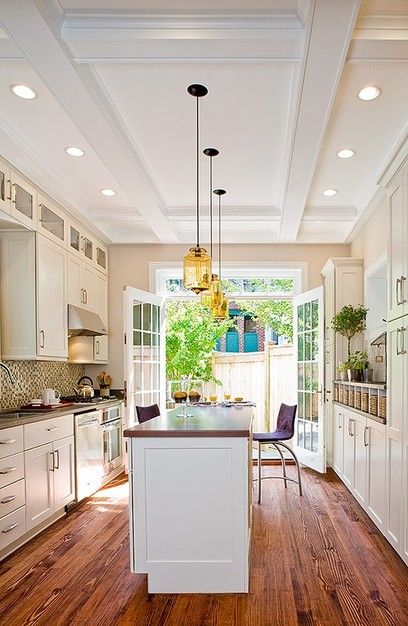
[96,243,108,274]
[0,157,11,214]
[69,220,94,264]
[10,169,37,229]
[38,194,66,246]
[82,234,93,261]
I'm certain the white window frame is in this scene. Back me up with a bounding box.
[150,261,307,301]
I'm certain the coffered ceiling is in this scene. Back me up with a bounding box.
[0,0,406,244]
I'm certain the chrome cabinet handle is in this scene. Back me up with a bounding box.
[349,419,355,437]
[55,449,60,470]
[96,340,100,355]
[47,426,59,432]
[400,276,407,304]
[84,289,88,304]
[50,451,55,472]
[11,183,16,204]
[396,278,401,306]
[39,330,45,349]
[6,179,11,201]
[0,467,16,474]
[396,328,401,356]
[363,426,369,447]
[80,288,84,303]
[401,327,406,355]
[0,439,16,445]
[1,495,17,504]
[338,412,342,429]
[2,522,19,534]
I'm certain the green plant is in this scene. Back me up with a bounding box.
[331,305,368,359]
[337,362,348,373]
[166,301,232,383]
[347,350,369,371]
[235,299,293,342]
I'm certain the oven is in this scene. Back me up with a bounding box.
[101,404,123,476]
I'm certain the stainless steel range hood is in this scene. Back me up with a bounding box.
[68,305,107,337]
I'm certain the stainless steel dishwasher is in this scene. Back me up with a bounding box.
[75,410,104,502]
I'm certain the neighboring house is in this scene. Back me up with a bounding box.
[216,302,278,353]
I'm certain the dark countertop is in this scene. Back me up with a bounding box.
[124,405,254,438]
[0,398,124,430]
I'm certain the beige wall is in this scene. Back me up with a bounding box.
[350,198,388,269]
[87,243,350,387]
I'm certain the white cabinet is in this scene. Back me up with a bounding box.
[38,193,67,248]
[343,410,354,490]
[9,168,37,229]
[25,442,54,531]
[67,252,94,311]
[388,170,407,321]
[68,221,94,264]
[0,157,11,214]
[332,405,344,476]
[352,412,367,507]
[366,420,387,531]
[37,234,67,358]
[53,436,75,510]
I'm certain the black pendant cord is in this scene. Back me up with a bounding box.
[196,96,200,249]
[218,193,221,280]
[209,156,213,258]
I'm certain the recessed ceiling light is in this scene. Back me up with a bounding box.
[65,146,85,157]
[358,86,381,101]
[100,188,116,197]
[323,188,338,197]
[337,148,355,159]
[10,84,36,100]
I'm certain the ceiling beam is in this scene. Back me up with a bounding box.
[278,0,361,242]
[0,0,179,243]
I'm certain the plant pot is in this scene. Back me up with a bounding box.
[338,371,346,382]
[99,386,110,398]
[362,368,373,383]
[347,368,360,382]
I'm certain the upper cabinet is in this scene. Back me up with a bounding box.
[96,243,108,274]
[388,169,407,321]
[38,194,67,247]
[69,221,94,264]
[9,169,37,230]
[0,157,11,215]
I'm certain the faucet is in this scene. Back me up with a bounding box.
[0,362,16,385]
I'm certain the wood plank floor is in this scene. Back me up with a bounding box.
[0,468,407,626]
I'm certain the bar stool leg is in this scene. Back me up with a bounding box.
[273,443,287,488]
[258,441,262,504]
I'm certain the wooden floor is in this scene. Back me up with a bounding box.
[0,469,407,626]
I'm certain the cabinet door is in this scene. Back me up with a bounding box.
[81,263,94,311]
[343,411,355,490]
[332,406,344,477]
[0,157,11,214]
[53,436,75,509]
[388,172,407,321]
[25,443,54,530]
[81,233,94,264]
[352,413,367,507]
[366,422,387,531]
[38,194,66,247]
[67,253,82,307]
[10,169,37,229]
[94,271,108,361]
[37,234,67,358]
[386,318,406,551]
[95,243,108,274]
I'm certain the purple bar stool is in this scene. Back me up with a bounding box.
[253,403,302,503]
[136,403,160,424]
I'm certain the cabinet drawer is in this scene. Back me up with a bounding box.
[0,479,25,518]
[0,453,24,489]
[24,415,74,449]
[0,506,26,550]
[0,427,23,459]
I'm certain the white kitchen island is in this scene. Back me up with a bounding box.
[124,405,253,593]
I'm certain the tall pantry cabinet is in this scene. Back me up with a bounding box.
[384,159,408,565]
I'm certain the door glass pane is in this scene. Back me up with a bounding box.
[83,236,93,260]
[14,184,32,219]
[41,204,64,241]
[96,246,107,269]
[297,420,304,447]
[70,226,80,252]
[143,303,151,330]
[152,304,159,332]
[311,423,318,452]
[133,303,141,330]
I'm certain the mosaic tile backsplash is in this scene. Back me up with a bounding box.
[0,361,85,409]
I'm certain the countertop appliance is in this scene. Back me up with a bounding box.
[73,376,94,399]
[75,409,104,502]
[101,404,123,477]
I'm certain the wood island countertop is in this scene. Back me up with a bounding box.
[124,405,253,438]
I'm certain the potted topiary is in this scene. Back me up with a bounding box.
[347,350,369,382]
[331,305,368,360]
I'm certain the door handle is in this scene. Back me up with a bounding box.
[1,495,17,504]
[396,328,401,356]
[400,276,407,304]
[400,327,406,355]
[396,278,401,306]
[47,426,59,432]
[80,288,84,303]
[0,439,16,445]
[55,449,60,470]
[349,419,355,437]
[50,451,55,472]
[6,179,11,201]
[2,522,19,534]
[84,289,88,304]
[338,412,342,429]
[39,330,45,349]
[96,340,99,355]
[10,183,16,204]
[363,426,369,447]
[0,466,16,474]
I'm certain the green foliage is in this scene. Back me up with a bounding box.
[235,299,293,342]
[331,305,368,358]
[166,301,232,382]
[222,278,293,294]
[347,350,369,371]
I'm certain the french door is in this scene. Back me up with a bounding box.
[293,286,326,473]
[123,287,165,429]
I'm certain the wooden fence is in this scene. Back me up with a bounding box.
[212,342,295,432]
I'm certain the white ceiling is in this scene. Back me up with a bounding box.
[0,0,406,245]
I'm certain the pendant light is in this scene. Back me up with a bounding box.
[212,189,228,321]
[183,84,212,294]
[201,147,219,308]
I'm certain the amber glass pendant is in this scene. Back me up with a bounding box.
[212,292,229,321]
[183,246,211,294]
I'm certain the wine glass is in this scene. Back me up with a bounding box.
[209,393,217,405]
[224,391,231,401]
